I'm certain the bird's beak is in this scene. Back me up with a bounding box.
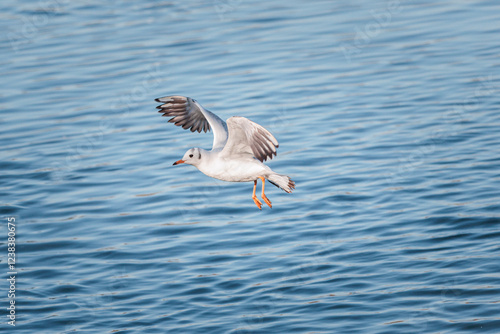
[173,159,185,166]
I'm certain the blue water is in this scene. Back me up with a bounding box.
[2,0,500,333]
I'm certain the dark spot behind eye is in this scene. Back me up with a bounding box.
[189,154,193,158]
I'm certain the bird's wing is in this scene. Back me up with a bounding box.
[220,116,278,162]
[155,95,228,150]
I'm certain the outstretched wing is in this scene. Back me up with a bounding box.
[220,116,278,162]
[155,95,228,150]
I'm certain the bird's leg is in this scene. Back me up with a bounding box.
[252,179,262,210]
[259,176,272,208]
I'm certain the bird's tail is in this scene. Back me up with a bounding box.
[267,173,295,193]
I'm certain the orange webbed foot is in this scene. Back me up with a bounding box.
[252,195,262,210]
[262,194,272,208]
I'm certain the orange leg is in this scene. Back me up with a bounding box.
[252,180,262,209]
[259,176,272,208]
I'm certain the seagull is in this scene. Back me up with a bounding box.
[155,95,295,209]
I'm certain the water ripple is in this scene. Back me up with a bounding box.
[2,0,500,333]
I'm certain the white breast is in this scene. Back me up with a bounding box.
[197,154,269,182]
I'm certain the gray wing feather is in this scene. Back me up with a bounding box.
[221,116,279,162]
[155,95,228,150]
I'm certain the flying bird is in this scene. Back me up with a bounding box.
[155,95,295,209]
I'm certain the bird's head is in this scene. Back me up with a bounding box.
[173,148,203,166]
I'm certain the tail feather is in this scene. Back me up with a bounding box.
[267,174,295,193]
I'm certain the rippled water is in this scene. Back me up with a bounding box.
[2,0,500,333]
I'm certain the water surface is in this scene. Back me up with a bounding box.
[1,0,500,333]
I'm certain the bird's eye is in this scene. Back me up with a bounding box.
[189,154,193,158]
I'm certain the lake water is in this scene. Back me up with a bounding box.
[2,0,500,333]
